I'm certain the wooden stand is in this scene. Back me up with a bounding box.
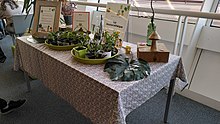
[137,42,169,63]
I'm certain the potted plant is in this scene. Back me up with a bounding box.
[61,0,77,25]
[72,31,90,58]
[102,31,119,57]
[85,42,105,59]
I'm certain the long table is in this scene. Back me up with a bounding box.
[14,36,187,124]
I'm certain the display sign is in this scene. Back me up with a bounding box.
[104,2,131,39]
[72,12,90,31]
[32,1,61,38]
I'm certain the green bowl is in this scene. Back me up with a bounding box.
[71,49,119,64]
[45,40,78,51]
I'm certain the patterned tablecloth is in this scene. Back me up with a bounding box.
[14,36,187,124]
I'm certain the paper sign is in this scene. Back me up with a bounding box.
[32,1,61,38]
[72,12,90,31]
[38,7,56,32]
[104,2,131,39]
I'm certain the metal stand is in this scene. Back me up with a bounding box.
[16,42,31,92]
[24,71,31,92]
[164,79,175,123]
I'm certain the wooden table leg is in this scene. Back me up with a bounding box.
[164,79,175,123]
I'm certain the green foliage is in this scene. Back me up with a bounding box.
[102,31,119,52]
[104,54,151,81]
[46,31,90,46]
[22,0,33,16]
[86,42,105,59]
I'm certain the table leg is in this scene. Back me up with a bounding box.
[163,79,175,123]
[24,71,31,92]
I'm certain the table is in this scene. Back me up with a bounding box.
[14,36,187,124]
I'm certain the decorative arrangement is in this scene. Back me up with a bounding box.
[104,54,151,81]
[45,30,90,51]
[71,31,120,64]
[137,0,169,63]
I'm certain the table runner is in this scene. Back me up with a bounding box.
[14,36,187,124]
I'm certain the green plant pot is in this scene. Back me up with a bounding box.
[72,46,87,58]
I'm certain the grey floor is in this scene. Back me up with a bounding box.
[0,36,220,124]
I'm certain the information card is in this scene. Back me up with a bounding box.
[72,12,90,31]
[104,2,131,39]
[38,6,56,32]
[32,1,61,38]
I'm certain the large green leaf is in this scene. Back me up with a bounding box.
[104,54,151,81]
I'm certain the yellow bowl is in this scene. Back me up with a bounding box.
[45,40,78,51]
[71,49,119,64]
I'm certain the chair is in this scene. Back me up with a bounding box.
[9,14,33,44]
[8,14,33,55]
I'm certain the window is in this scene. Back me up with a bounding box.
[211,0,220,27]
[97,0,203,22]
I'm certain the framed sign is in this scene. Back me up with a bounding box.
[32,1,61,38]
[104,2,131,39]
[72,12,90,32]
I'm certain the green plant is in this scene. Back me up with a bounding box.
[76,31,90,47]
[46,31,90,46]
[86,42,105,59]
[102,31,115,52]
[104,54,151,81]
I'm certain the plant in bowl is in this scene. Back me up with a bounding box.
[45,30,90,51]
[85,42,105,59]
[72,31,91,57]
[102,31,120,57]
[47,32,58,45]
[76,31,90,47]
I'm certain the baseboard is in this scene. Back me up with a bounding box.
[176,89,220,111]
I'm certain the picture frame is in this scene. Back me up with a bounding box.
[72,12,90,32]
[32,1,61,38]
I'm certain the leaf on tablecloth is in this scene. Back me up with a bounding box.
[104,54,151,81]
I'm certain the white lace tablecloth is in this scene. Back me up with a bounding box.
[14,36,187,124]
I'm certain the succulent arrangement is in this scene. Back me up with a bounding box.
[84,31,119,59]
[46,30,119,59]
[46,30,90,46]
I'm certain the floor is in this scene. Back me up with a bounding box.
[0,36,220,124]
